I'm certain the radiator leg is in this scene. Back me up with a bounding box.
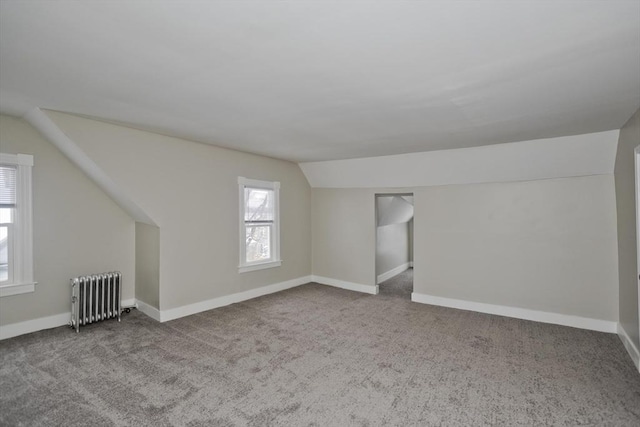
[71,278,80,333]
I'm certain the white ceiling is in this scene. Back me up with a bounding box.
[1,1,639,162]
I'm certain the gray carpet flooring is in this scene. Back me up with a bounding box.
[378,268,413,299]
[1,282,640,426]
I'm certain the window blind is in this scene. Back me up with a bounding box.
[0,165,16,208]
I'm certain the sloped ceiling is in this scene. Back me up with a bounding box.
[378,196,414,227]
[300,130,619,188]
[1,1,639,162]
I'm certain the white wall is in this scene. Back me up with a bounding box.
[135,222,159,309]
[0,114,135,326]
[45,111,312,312]
[311,188,413,291]
[312,188,376,288]
[0,111,625,339]
[408,218,414,264]
[376,222,409,278]
[615,108,640,354]
[413,175,619,322]
[311,175,619,326]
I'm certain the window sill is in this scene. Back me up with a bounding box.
[238,260,282,273]
[0,282,37,297]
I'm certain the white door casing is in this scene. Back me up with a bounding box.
[635,146,640,345]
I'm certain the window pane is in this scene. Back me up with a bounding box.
[0,208,12,224]
[0,226,8,282]
[245,225,271,263]
[244,188,274,221]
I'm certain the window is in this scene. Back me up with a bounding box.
[0,153,35,297]
[238,177,281,273]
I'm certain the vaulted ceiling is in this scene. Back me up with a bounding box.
[1,1,638,162]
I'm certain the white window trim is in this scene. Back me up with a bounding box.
[238,177,281,273]
[0,153,36,297]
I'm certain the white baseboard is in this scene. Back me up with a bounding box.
[618,323,640,373]
[311,275,378,295]
[136,299,161,322]
[377,262,410,284]
[159,275,312,322]
[0,277,315,335]
[121,298,137,308]
[1,297,137,340]
[0,312,70,340]
[411,292,617,333]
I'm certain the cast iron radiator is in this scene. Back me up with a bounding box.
[70,271,121,332]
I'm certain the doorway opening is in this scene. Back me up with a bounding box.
[375,193,414,299]
[635,146,640,347]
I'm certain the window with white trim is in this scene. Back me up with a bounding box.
[238,177,281,273]
[0,153,35,297]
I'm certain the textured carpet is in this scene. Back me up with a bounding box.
[1,282,639,426]
[378,268,413,299]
